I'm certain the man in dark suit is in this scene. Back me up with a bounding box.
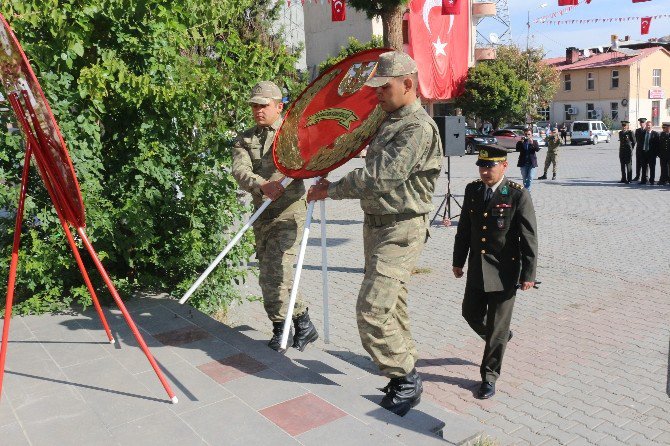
[657,122,670,185]
[640,120,660,185]
[453,145,538,399]
[633,118,647,181]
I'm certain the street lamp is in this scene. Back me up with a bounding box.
[526,3,548,124]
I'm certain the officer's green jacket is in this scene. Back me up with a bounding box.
[327,99,442,215]
[453,177,538,292]
[231,117,305,216]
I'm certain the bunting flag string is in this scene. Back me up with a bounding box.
[533,5,579,23]
[538,13,670,25]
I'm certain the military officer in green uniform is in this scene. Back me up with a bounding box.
[232,81,318,352]
[452,145,538,399]
[307,51,442,416]
[618,121,635,184]
[538,127,561,180]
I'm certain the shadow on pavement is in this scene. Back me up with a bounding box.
[667,336,669,397]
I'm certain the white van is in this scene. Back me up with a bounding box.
[570,120,611,145]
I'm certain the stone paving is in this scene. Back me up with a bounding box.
[229,138,670,445]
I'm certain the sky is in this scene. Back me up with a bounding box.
[480,0,670,57]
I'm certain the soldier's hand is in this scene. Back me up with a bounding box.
[307,180,330,202]
[452,266,464,278]
[520,281,535,291]
[260,180,285,201]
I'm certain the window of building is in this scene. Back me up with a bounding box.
[564,74,571,91]
[587,103,596,119]
[587,73,595,90]
[611,70,619,88]
[537,107,550,121]
[564,104,572,121]
[653,69,661,87]
[611,102,619,120]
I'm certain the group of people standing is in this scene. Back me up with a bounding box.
[618,117,670,185]
[514,127,562,192]
[231,50,538,417]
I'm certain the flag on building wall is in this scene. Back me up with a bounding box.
[641,16,652,34]
[332,0,346,21]
[408,0,469,100]
[441,0,461,15]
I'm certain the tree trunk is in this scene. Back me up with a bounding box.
[381,5,404,50]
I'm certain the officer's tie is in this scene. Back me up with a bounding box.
[484,187,493,205]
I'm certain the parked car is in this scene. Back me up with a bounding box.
[464,127,497,154]
[491,129,525,149]
[570,120,611,145]
[505,124,547,147]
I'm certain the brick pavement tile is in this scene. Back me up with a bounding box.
[623,420,667,442]
[152,325,211,347]
[538,424,580,445]
[592,421,635,443]
[259,393,347,437]
[565,422,609,444]
[197,353,267,385]
[512,427,555,445]
[594,435,630,446]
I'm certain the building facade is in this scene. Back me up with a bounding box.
[544,46,670,128]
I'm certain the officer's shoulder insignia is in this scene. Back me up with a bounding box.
[508,181,523,190]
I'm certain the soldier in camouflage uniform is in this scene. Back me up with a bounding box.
[453,145,538,399]
[307,51,442,416]
[538,128,561,180]
[232,81,318,352]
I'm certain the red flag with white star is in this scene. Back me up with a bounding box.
[641,16,652,34]
[558,0,578,5]
[441,0,461,15]
[332,0,346,21]
[408,0,469,99]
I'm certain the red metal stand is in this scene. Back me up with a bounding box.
[0,91,177,403]
[0,142,32,399]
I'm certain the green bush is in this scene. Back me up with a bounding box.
[318,36,384,74]
[0,0,304,315]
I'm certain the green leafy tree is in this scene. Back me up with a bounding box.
[456,60,529,130]
[349,0,408,50]
[318,36,384,73]
[0,0,303,315]
[495,45,560,121]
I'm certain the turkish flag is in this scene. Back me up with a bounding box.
[641,16,652,35]
[408,0,469,100]
[332,0,346,21]
[441,0,460,15]
[558,0,578,5]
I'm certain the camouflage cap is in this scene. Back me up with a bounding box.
[364,51,418,88]
[248,81,283,105]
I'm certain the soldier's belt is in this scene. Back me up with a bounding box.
[364,213,425,227]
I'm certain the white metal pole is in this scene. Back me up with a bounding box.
[279,178,319,350]
[179,177,293,305]
[319,199,330,344]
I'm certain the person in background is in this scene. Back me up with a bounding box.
[538,127,561,180]
[515,127,541,191]
[560,124,568,145]
[658,122,670,186]
[618,120,635,184]
[639,120,660,185]
[633,118,647,182]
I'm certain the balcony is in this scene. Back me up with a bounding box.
[475,47,496,61]
[472,2,496,18]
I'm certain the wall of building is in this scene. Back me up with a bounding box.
[630,49,670,126]
[302,2,381,78]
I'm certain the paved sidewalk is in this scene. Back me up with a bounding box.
[2,296,488,445]
[229,139,670,445]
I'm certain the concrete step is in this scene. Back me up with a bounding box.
[155,296,487,445]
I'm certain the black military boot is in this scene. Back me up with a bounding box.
[292,308,319,351]
[268,321,286,352]
[380,368,423,417]
[538,173,547,180]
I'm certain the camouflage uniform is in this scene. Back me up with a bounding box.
[232,117,307,323]
[542,134,561,178]
[328,99,443,377]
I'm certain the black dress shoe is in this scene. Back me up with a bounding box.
[477,381,495,399]
[380,368,423,416]
[632,176,639,181]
